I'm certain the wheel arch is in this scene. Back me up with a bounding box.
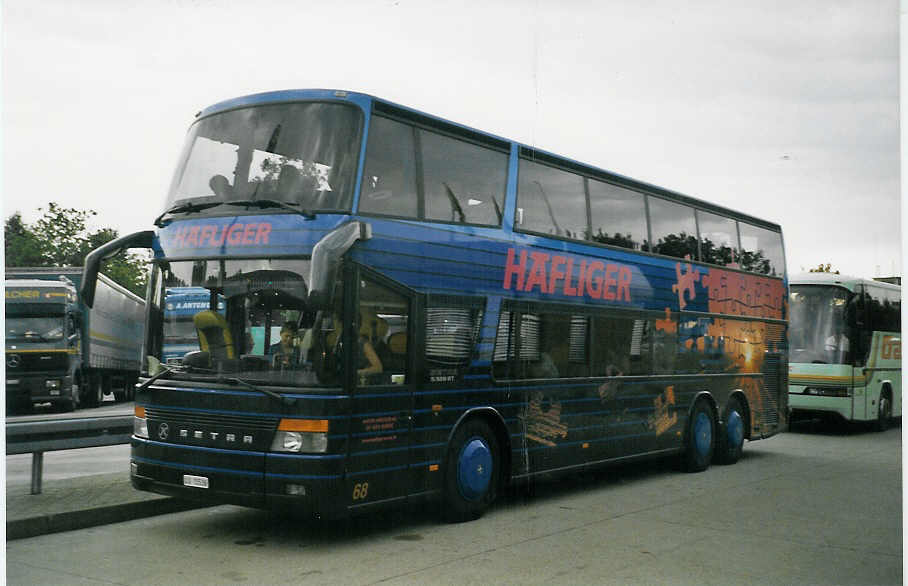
[725,390,752,441]
[445,407,512,488]
[686,390,718,422]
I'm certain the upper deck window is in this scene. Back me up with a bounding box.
[588,179,647,251]
[359,116,420,218]
[165,102,362,214]
[648,197,698,260]
[739,222,785,276]
[697,210,739,267]
[516,160,588,239]
[359,116,507,226]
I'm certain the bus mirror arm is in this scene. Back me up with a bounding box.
[307,221,372,308]
[81,230,155,308]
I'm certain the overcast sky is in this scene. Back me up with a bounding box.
[2,0,901,279]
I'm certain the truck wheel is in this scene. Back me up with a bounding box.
[681,399,715,472]
[60,384,80,412]
[442,418,500,522]
[84,375,104,407]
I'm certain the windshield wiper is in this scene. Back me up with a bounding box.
[136,366,177,392]
[23,331,50,342]
[219,375,296,405]
[225,199,315,220]
[154,202,222,227]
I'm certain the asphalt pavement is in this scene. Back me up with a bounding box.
[6,464,205,540]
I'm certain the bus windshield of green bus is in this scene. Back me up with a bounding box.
[790,285,854,365]
[165,102,362,215]
[147,258,344,388]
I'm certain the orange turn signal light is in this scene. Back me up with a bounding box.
[135,406,146,418]
[277,418,329,433]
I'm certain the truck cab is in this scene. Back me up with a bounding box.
[5,278,81,412]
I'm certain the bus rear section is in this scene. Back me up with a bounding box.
[788,274,901,428]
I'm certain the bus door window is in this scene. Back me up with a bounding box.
[350,278,409,387]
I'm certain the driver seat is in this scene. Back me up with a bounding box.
[193,310,236,360]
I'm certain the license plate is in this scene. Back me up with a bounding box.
[183,474,209,489]
[7,379,19,385]
[49,390,60,396]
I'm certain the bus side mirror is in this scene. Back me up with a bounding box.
[182,351,211,369]
[308,221,371,309]
[81,230,155,307]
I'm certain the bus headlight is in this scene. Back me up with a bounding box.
[270,419,329,453]
[804,386,849,397]
[134,406,149,439]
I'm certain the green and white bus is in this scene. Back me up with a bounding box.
[789,273,901,430]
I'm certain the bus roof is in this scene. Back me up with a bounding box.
[789,272,901,292]
[195,89,782,233]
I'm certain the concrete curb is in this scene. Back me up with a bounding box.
[7,498,209,540]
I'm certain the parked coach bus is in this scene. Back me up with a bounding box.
[789,273,900,430]
[81,89,788,521]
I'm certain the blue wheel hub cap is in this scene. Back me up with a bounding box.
[694,412,712,456]
[727,409,744,448]
[457,437,493,501]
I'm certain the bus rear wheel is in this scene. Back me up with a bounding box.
[442,419,499,522]
[681,399,715,472]
[715,396,746,465]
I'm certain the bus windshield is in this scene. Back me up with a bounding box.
[790,285,854,365]
[165,101,362,214]
[148,258,343,388]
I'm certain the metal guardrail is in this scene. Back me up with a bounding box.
[6,415,133,494]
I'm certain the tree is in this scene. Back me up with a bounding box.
[808,263,839,274]
[4,202,148,297]
[31,202,98,266]
[5,212,44,266]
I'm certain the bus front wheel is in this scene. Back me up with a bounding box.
[874,390,892,432]
[442,419,499,522]
[682,399,715,472]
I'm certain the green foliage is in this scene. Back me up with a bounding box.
[5,212,44,266]
[808,263,839,274]
[651,232,699,260]
[4,202,148,297]
[590,229,638,250]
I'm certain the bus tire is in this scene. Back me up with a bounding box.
[681,399,715,472]
[874,389,892,432]
[715,396,746,465]
[442,418,499,522]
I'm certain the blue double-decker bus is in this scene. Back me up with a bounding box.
[82,89,788,521]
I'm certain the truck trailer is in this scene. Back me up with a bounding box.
[5,267,145,412]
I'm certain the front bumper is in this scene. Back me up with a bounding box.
[788,389,852,420]
[130,437,347,518]
[6,373,73,404]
